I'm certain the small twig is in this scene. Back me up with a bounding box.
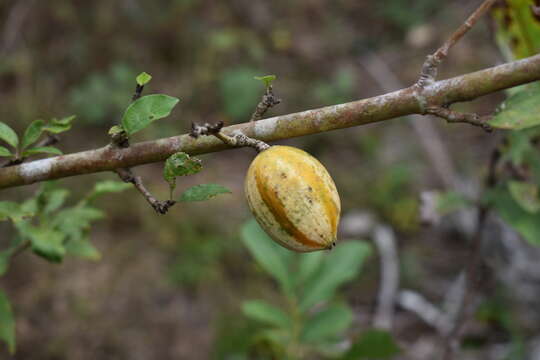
[416,0,497,88]
[440,146,501,360]
[115,168,175,214]
[2,134,60,167]
[372,225,399,330]
[132,83,144,101]
[425,106,493,132]
[250,85,281,122]
[190,121,270,153]
[112,80,174,214]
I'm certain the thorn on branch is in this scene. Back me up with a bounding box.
[190,121,270,153]
[425,106,493,132]
[115,167,176,214]
[250,85,281,122]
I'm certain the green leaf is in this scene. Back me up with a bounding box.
[300,241,371,311]
[121,94,179,135]
[0,122,18,148]
[0,290,15,354]
[341,329,400,359]
[65,237,101,261]
[485,185,540,246]
[42,188,70,214]
[179,184,231,202]
[301,304,353,343]
[0,146,12,157]
[42,115,75,134]
[508,181,540,213]
[21,119,45,150]
[53,206,104,242]
[296,252,324,286]
[0,201,33,222]
[254,74,277,87]
[492,1,540,61]
[489,88,540,130]
[86,180,132,202]
[241,219,293,294]
[136,72,152,86]
[242,300,291,328]
[108,125,125,135]
[22,146,62,157]
[27,227,66,263]
[163,152,202,196]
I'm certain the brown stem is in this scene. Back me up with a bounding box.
[115,168,175,214]
[190,122,270,152]
[425,106,493,132]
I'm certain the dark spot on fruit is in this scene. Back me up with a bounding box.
[308,186,313,192]
[149,115,155,120]
[281,172,287,179]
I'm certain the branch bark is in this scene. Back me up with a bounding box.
[1,54,540,189]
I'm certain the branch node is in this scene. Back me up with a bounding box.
[190,122,270,153]
[250,85,281,122]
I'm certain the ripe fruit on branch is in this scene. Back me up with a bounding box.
[245,145,341,252]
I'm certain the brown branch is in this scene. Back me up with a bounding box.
[0,54,539,190]
[416,0,497,88]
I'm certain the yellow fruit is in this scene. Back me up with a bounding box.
[244,145,341,252]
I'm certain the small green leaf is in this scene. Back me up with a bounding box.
[21,119,46,149]
[485,185,540,246]
[108,125,125,135]
[0,201,33,222]
[86,180,132,201]
[0,290,15,354]
[43,115,75,134]
[0,122,18,148]
[53,206,104,242]
[508,181,540,213]
[254,75,277,87]
[65,237,101,261]
[179,184,231,202]
[22,146,62,157]
[27,227,66,263]
[342,329,400,359]
[489,88,540,130]
[163,152,202,197]
[136,72,152,86]
[241,219,293,294]
[300,241,371,311]
[301,304,353,343]
[43,188,70,214]
[121,94,179,135]
[0,146,12,157]
[242,300,291,328]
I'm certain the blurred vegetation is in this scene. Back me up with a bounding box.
[1,0,539,359]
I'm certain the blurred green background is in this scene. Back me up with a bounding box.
[0,0,525,359]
